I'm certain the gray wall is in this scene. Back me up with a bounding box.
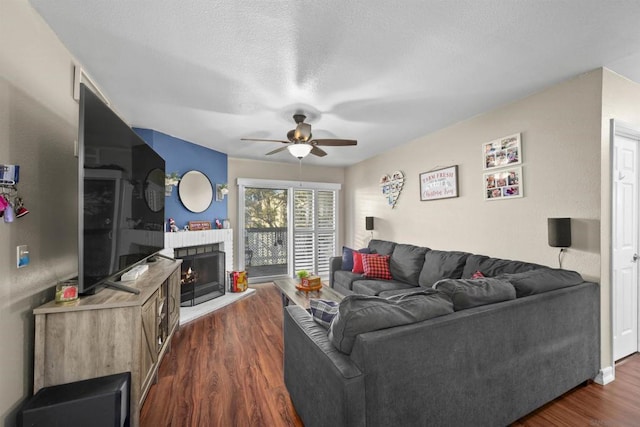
[1,1,78,424]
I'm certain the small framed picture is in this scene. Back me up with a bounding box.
[188,220,212,230]
[483,133,522,170]
[484,167,523,200]
[420,165,459,201]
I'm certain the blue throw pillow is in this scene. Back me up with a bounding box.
[342,246,371,271]
[309,299,340,329]
[342,247,355,271]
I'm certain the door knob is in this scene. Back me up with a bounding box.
[633,254,639,262]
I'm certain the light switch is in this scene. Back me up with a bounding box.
[17,245,29,268]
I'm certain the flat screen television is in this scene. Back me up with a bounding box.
[78,83,165,295]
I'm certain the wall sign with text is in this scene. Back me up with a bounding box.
[419,165,459,201]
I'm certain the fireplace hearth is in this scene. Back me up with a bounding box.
[175,244,225,307]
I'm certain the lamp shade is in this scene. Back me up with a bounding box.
[548,218,571,248]
[287,143,312,159]
[365,216,374,231]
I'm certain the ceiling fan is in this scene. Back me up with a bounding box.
[241,114,357,159]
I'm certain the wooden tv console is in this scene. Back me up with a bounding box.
[33,258,182,427]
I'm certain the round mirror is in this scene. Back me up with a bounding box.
[179,170,213,213]
[144,168,165,212]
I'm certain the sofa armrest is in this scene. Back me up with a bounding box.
[329,255,343,288]
[283,305,365,427]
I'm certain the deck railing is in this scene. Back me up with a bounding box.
[245,227,288,266]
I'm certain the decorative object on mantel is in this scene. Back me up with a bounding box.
[188,220,212,231]
[380,170,405,208]
[216,183,229,201]
[484,166,523,200]
[167,218,179,232]
[419,165,459,201]
[483,133,522,170]
[165,172,181,196]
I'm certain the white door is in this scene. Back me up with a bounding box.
[612,132,640,361]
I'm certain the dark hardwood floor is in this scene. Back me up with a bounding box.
[141,283,640,427]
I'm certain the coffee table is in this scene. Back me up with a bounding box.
[273,277,344,310]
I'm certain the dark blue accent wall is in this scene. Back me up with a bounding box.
[134,128,228,230]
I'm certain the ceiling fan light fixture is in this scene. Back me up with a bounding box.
[287,143,312,159]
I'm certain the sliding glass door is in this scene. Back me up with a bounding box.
[238,179,340,282]
[243,187,289,279]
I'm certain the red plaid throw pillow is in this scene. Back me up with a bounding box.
[361,254,392,280]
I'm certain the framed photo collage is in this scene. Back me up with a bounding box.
[482,133,523,201]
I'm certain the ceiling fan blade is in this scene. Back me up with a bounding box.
[311,146,327,157]
[265,145,290,156]
[241,138,289,144]
[312,139,357,146]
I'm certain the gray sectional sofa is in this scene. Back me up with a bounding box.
[283,239,600,427]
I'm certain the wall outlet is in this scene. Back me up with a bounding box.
[17,245,29,268]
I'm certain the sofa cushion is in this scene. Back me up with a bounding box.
[499,268,585,297]
[362,254,393,280]
[461,255,544,278]
[389,243,429,285]
[328,290,454,354]
[341,246,371,271]
[352,279,416,296]
[433,277,516,310]
[368,239,396,255]
[309,299,340,328]
[333,270,364,291]
[418,250,471,287]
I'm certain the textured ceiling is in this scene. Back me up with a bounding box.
[29,0,640,166]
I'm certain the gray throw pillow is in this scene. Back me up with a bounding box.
[498,268,584,297]
[328,290,453,354]
[368,239,396,256]
[418,250,470,287]
[390,244,429,284]
[433,277,516,311]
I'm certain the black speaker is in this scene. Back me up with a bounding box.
[365,216,374,231]
[19,372,130,427]
[548,218,572,248]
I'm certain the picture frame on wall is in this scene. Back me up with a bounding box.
[419,165,459,201]
[483,133,522,170]
[484,166,523,200]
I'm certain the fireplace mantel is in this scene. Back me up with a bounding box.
[160,229,233,272]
